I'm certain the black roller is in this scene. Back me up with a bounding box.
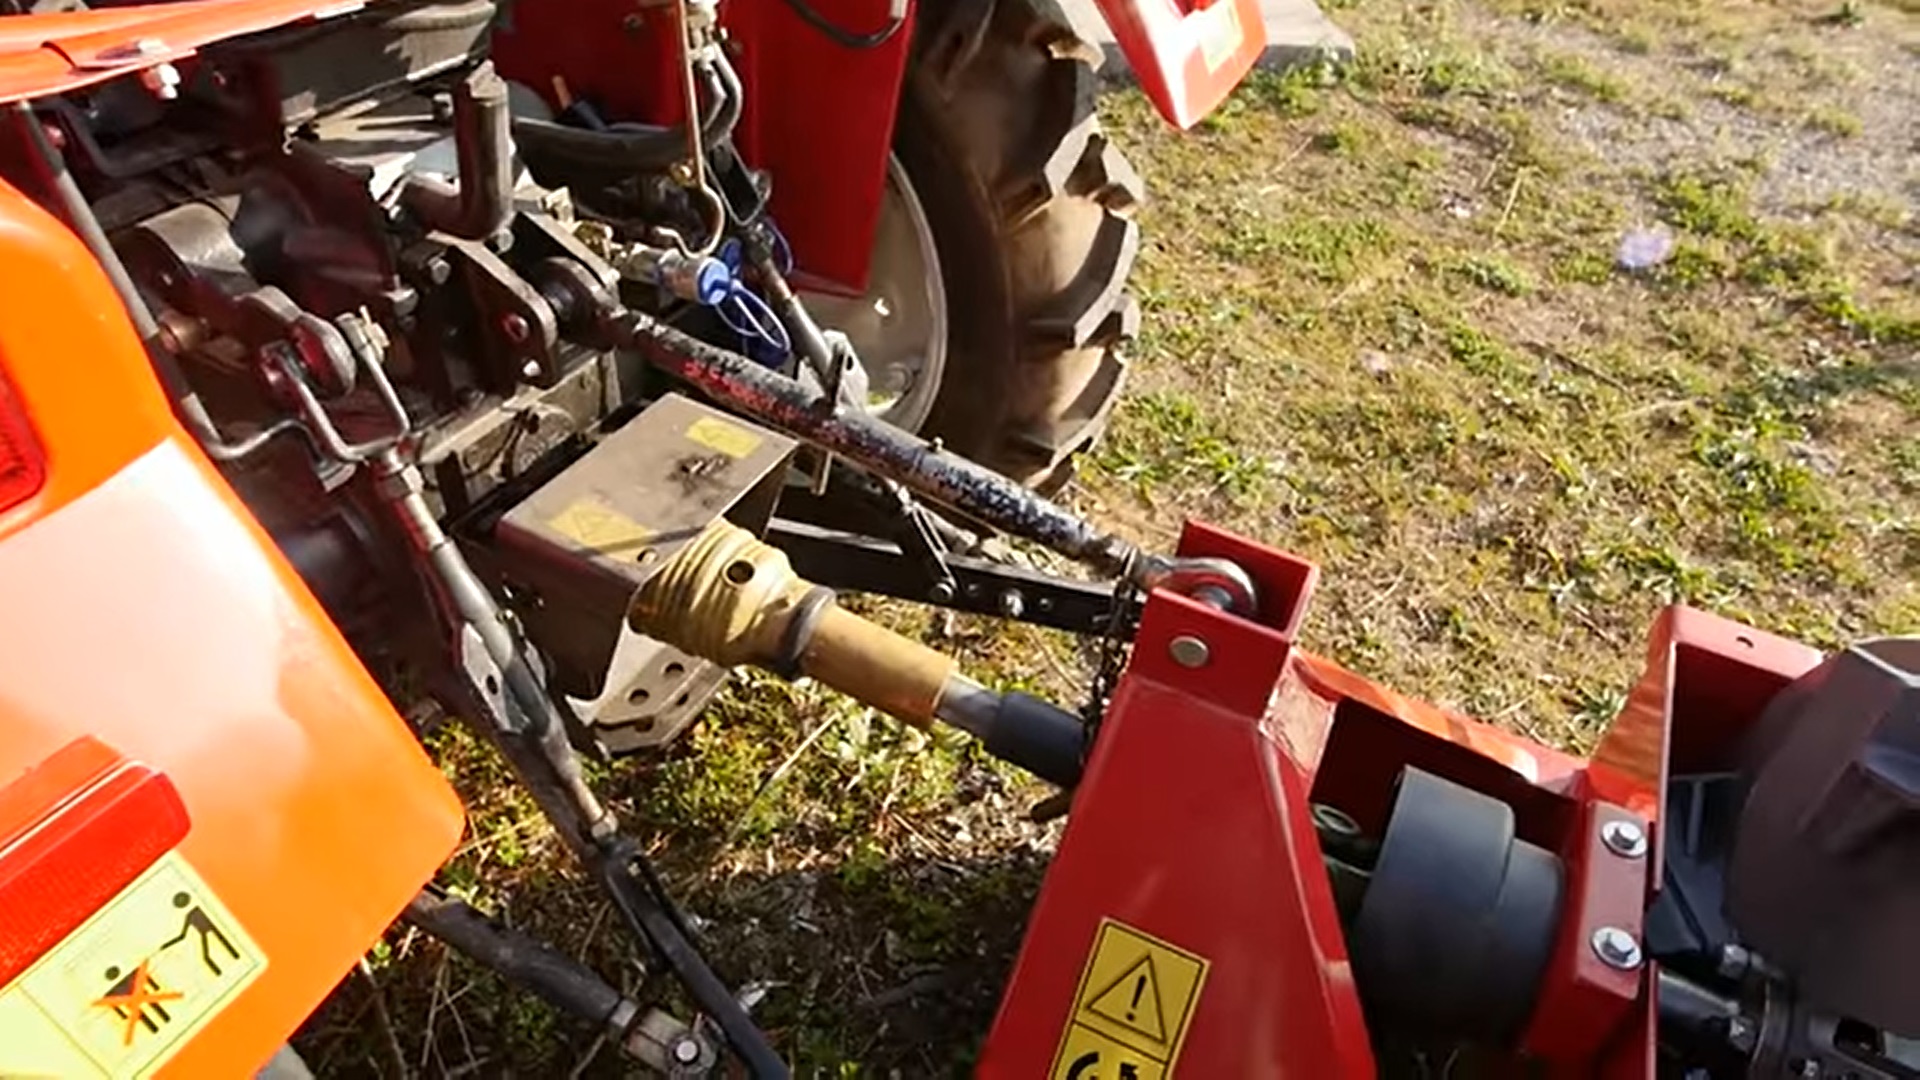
[1349,767,1566,1045]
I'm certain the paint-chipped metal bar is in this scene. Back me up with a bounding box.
[606,309,1145,580]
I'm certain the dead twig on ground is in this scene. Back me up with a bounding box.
[1525,339,1629,389]
[719,712,842,852]
[359,958,410,1080]
[1495,168,1527,235]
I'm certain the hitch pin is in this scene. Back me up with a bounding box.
[1135,554,1259,615]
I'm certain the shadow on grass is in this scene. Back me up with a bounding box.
[295,845,1053,1077]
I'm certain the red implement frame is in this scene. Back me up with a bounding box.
[1095,0,1268,128]
[980,522,1372,1078]
[983,523,1825,1076]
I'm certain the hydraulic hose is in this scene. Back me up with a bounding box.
[404,891,629,1030]
[510,54,743,178]
[512,117,688,175]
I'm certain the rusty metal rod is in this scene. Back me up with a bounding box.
[404,890,632,1032]
[606,310,1143,579]
[401,61,512,241]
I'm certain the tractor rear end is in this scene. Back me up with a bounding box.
[0,2,1914,1078]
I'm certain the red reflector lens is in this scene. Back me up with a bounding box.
[0,738,190,985]
[0,366,46,513]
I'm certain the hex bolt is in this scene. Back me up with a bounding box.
[500,312,531,342]
[1601,818,1648,859]
[1591,926,1643,971]
[140,62,182,101]
[997,590,1026,619]
[671,1037,703,1065]
[928,581,955,604]
[1168,635,1210,668]
[520,359,542,380]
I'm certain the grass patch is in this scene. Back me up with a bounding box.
[1450,254,1539,295]
[1199,61,1337,131]
[1348,35,1518,99]
[1707,81,1759,108]
[1209,213,1396,284]
[1803,105,1864,137]
[1097,390,1280,501]
[1535,50,1629,101]
[1654,169,1759,240]
[1553,250,1616,284]
[1649,170,1920,345]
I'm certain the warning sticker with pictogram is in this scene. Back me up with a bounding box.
[0,851,266,1079]
[1050,918,1209,1078]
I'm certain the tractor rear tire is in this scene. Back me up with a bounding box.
[900,0,1143,493]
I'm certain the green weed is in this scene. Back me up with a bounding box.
[1536,51,1628,101]
[1451,255,1538,295]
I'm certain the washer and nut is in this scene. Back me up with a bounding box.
[1590,926,1644,971]
[1600,818,1648,859]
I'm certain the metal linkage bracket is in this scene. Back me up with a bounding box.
[470,393,798,753]
[766,519,1135,638]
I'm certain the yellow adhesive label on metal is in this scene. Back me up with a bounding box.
[1196,1,1244,73]
[547,498,654,559]
[1050,919,1208,1079]
[684,416,762,459]
[0,852,265,1079]
[1054,1023,1168,1080]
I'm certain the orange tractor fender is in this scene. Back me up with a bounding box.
[0,175,464,1078]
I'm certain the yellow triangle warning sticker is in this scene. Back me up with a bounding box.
[1052,918,1210,1076]
[1084,955,1167,1044]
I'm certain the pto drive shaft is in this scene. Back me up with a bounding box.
[629,521,1086,787]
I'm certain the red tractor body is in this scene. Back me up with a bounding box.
[494,0,1269,290]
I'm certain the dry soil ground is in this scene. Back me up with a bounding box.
[298,0,1919,1073]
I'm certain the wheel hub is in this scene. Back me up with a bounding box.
[798,154,948,433]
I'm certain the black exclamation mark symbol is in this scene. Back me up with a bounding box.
[1126,973,1145,1022]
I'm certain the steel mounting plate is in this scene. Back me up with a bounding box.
[480,393,795,752]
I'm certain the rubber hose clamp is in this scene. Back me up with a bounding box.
[771,586,836,679]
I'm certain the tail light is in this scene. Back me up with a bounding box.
[0,367,46,513]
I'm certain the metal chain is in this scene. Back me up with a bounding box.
[1081,581,1140,728]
